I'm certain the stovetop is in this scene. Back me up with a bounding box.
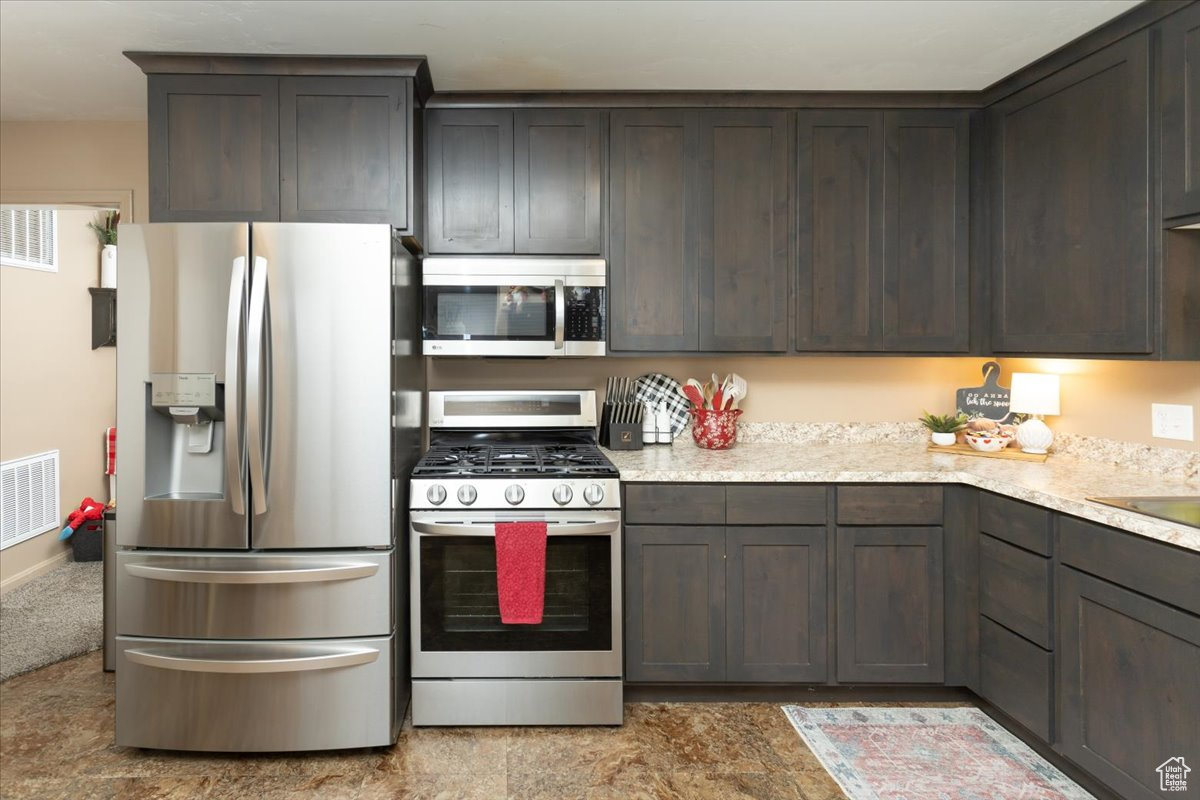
[412,442,618,478]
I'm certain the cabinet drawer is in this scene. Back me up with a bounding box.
[979,617,1052,742]
[624,484,725,525]
[837,485,942,525]
[726,485,826,525]
[116,634,396,751]
[117,550,393,639]
[979,493,1052,555]
[979,534,1052,648]
[1059,516,1200,616]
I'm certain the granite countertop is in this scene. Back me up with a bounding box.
[606,437,1200,554]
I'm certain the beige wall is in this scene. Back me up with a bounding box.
[429,356,1200,452]
[0,121,149,222]
[1,210,117,587]
[1001,358,1199,452]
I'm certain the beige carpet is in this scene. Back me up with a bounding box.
[0,562,103,681]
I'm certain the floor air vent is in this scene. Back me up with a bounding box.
[0,450,60,550]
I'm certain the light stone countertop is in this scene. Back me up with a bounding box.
[606,439,1200,553]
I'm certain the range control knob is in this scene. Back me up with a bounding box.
[426,484,447,506]
[583,484,605,506]
[504,485,525,505]
[457,485,478,505]
[552,484,574,506]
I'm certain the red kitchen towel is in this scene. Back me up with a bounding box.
[105,428,116,475]
[494,521,548,624]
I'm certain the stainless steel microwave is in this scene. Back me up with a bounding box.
[421,258,606,357]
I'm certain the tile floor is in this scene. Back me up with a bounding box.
[0,651,969,799]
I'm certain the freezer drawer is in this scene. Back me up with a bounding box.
[116,634,397,752]
[117,550,392,639]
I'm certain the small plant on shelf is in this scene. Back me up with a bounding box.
[87,210,119,246]
[918,411,968,446]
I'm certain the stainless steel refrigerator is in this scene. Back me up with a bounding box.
[113,222,423,752]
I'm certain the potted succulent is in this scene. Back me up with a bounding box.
[919,410,968,446]
[88,211,119,288]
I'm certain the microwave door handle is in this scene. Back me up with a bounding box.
[246,257,269,515]
[554,279,565,350]
[224,256,247,515]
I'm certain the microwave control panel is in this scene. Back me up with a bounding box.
[564,286,605,341]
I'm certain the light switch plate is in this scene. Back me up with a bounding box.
[1151,403,1194,441]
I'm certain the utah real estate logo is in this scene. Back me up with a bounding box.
[1158,757,1191,792]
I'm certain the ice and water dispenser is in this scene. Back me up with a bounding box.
[144,372,227,499]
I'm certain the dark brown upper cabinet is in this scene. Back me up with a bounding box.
[609,109,701,351]
[698,111,790,352]
[136,55,429,234]
[609,109,790,353]
[514,110,603,254]
[425,109,602,254]
[990,33,1153,354]
[279,77,411,229]
[426,109,514,253]
[1161,2,1200,220]
[882,111,970,351]
[795,110,969,352]
[148,75,281,222]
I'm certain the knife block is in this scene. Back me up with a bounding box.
[600,403,643,450]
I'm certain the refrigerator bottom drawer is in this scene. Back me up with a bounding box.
[116,635,397,752]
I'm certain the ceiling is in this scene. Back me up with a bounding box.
[0,0,1141,122]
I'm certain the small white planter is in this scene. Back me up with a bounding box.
[930,431,957,447]
[100,244,117,288]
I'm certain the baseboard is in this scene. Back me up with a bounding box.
[0,550,71,595]
[624,683,976,703]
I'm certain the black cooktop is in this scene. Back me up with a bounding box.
[413,438,618,479]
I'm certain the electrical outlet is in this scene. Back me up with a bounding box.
[1151,403,1194,441]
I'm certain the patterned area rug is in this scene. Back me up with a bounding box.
[782,706,1094,800]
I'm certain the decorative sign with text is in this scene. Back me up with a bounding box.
[956,361,1014,423]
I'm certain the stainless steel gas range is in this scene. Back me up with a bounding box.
[409,390,622,726]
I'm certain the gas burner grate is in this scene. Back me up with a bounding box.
[412,442,617,477]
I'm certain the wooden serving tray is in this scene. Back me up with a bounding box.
[927,442,1049,463]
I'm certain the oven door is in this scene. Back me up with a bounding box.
[410,511,621,678]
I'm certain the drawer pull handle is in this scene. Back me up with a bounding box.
[125,646,380,674]
[124,562,379,584]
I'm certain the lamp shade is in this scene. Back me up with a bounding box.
[1008,373,1060,416]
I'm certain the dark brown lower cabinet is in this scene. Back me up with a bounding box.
[979,616,1052,742]
[1057,566,1200,800]
[726,527,827,682]
[836,526,945,683]
[624,526,725,682]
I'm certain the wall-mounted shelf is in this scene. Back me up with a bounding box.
[88,288,116,349]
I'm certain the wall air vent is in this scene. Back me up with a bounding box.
[0,450,60,550]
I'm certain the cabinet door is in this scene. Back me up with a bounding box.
[882,111,970,352]
[514,110,602,254]
[148,75,279,222]
[426,109,513,253]
[698,111,790,352]
[1162,2,1200,220]
[795,111,883,350]
[279,77,410,229]
[625,525,724,682]
[726,526,827,682]
[1058,567,1200,800]
[991,33,1152,354]
[609,110,701,352]
[836,526,945,682]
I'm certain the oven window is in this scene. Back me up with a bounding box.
[423,285,554,341]
[420,535,612,651]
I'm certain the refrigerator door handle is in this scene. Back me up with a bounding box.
[246,257,270,515]
[554,278,565,350]
[124,561,380,584]
[124,645,380,674]
[224,256,247,515]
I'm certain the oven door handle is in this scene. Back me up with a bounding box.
[411,516,620,537]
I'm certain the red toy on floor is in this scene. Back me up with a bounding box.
[59,497,106,540]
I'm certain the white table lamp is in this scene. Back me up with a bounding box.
[1009,373,1060,454]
